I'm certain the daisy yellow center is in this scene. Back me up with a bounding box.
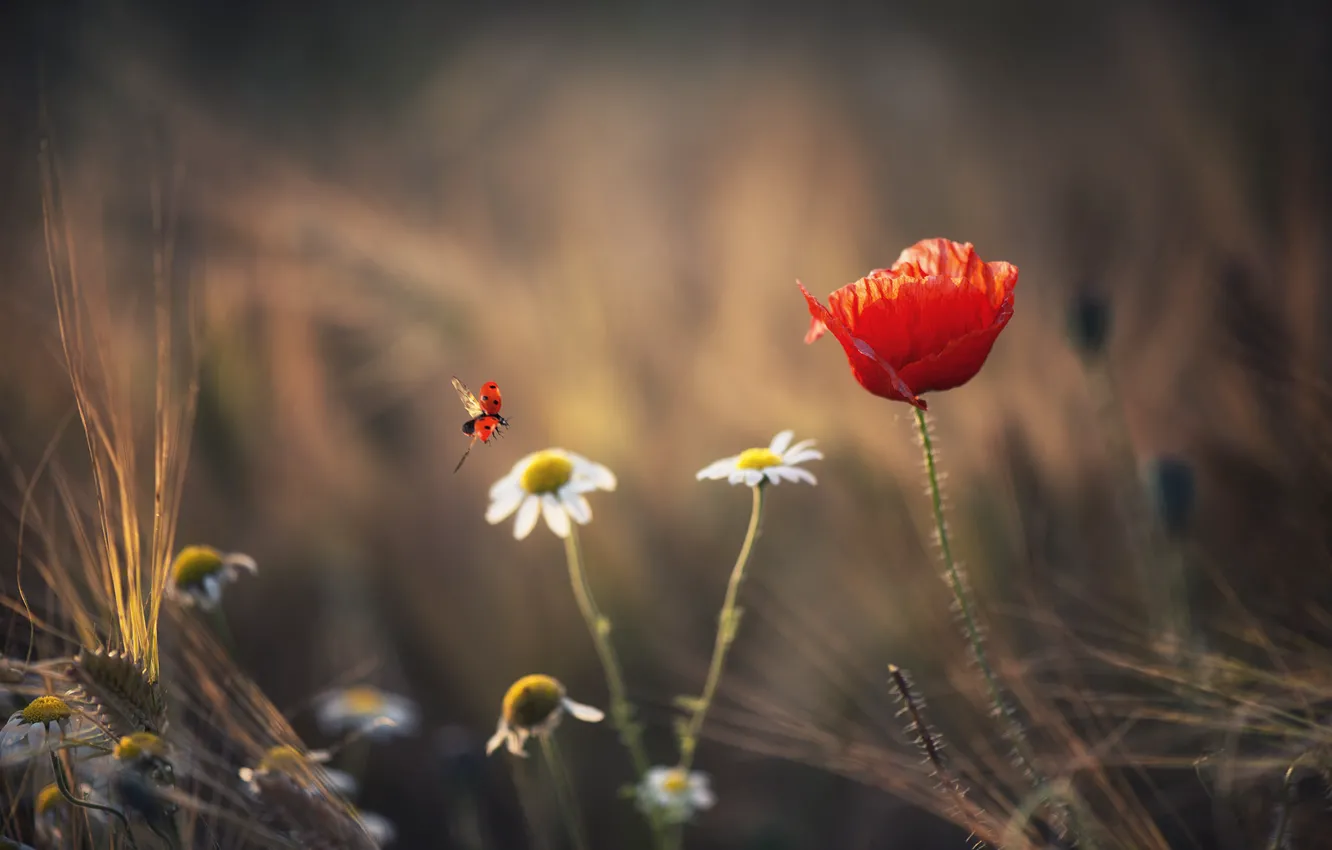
[172,545,224,586]
[661,769,690,794]
[736,448,781,470]
[114,732,164,761]
[259,745,306,774]
[35,783,63,816]
[341,686,388,715]
[20,695,71,725]
[502,674,564,729]
[521,452,574,495]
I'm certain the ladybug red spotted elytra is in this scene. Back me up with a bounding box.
[452,377,510,473]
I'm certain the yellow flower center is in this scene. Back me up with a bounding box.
[521,452,574,495]
[114,731,164,761]
[736,448,781,470]
[172,545,224,586]
[258,744,307,775]
[661,769,690,794]
[341,686,388,715]
[20,695,71,726]
[35,783,63,816]
[502,674,564,729]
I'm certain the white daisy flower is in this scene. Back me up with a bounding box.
[313,685,420,740]
[167,545,257,609]
[486,449,617,540]
[695,430,822,487]
[636,766,717,824]
[485,675,604,758]
[0,695,74,765]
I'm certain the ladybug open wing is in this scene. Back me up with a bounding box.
[451,376,485,420]
[478,381,503,417]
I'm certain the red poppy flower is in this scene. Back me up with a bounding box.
[799,238,1018,410]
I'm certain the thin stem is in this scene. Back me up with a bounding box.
[540,735,589,850]
[561,526,666,848]
[562,526,649,776]
[50,751,139,850]
[913,410,1043,784]
[677,484,765,771]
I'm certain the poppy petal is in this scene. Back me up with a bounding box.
[798,280,926,409]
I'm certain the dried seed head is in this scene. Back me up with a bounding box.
[69,649,167,736]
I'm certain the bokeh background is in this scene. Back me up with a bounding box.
[2,1,1331,847]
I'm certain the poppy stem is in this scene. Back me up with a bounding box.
[561,526,667,848]
[913,410,1047,794]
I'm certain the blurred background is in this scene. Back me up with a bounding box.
[1,0,1331,847]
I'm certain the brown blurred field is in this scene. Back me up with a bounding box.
[2,2,1330,847]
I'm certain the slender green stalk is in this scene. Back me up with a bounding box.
[562,527,649,775]
[561,526,665,847]
[676,484,765,770]
[50,751,139,849]
[913,410,1043,785]
[540,735,589,850]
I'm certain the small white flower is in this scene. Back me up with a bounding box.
[167,545,257,609]
[314,686,420,740]
[696,430,822,487]
[356,810,397,847]
[636,766,717,824]
[486,449,617,540]
[485,675,604,758]
[0,696,74,765]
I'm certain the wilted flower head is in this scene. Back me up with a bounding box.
[486,449,617,540]
[314,685,420,740]
[485,674,604,758]
[800,238,1018,409]
[696,430,822,488]
[168,544,257,609]
[636,766,716,824]
[0,695,74,763]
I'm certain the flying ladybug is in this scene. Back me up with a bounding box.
[452,376,510,473]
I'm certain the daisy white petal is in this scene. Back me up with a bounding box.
[785,438,818,457]
[743,470,765,488]
[541,494,572,538]
[485,720,510,756]
[696,458,739,481]
[486,483,525,524]
[562,492,593,525]
[513,496,542,540]
[768,430,795,455]
[774,466,817,485]
[783,449,824,465]
[561,698,605,723]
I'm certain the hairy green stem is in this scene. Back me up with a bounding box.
[677,484,765,770]
[540,734,589,850]
[914,410,1046,793]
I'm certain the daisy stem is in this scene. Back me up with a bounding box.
[50,751,140,850]
[913,409,1043,786]
[676,483,765,773]
[539,734,590,850]
[562,525,666,845]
